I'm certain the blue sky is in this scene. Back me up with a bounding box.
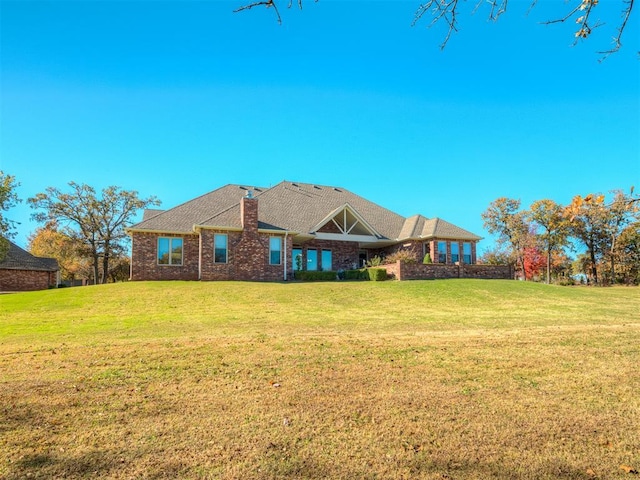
[1,0,639,253]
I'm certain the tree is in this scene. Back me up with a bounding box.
[29,183,159,284]
[523,243,546,281]
[0,171,21,261]
[615,221,640,284]
[28,225,91,283]
[477,244,512,265]
[528,199,570,284]
[565,193,609,285]
[604,190,639,283]
[565,190,638,285]
[235,0,636,57]
[481,197,531,280]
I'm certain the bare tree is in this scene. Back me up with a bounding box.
[29,183,159,285]
[235,0,635,57]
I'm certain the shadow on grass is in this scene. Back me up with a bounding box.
[8,450,118,479]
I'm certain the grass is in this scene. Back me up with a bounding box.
[1,280,639,479]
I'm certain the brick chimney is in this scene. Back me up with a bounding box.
[241,191,258,234]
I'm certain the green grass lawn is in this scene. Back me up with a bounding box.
[1,280,639,479]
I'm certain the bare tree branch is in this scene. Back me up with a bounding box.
[234,0,314,24]
[234,0,636,57]
[598,0,635,59]
[234,0,283,24]
[412,0,461,50]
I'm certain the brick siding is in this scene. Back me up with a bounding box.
[130,232,199,281]
[369,239,477,265]
[383,261,514,280]
[0,269,56,291]
[129,195,485,282]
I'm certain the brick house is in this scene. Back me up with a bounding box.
[127,182,482,282]
[0,239,59,291]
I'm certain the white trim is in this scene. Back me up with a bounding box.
[128,228,193,235]
[310,203,381,238]
[198,234,202,280]
[313,232,379,243]
[194,225,243,232]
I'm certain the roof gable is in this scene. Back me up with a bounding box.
[129,184,267,233]
[199,181,406,240]
[420,217,482,241]
[129,181,481,243]
[310,203,381,237]
[0,240,59,272]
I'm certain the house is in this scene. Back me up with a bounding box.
[127,181,483,282]
[0,240,60,291]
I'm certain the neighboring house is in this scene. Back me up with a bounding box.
[127,181,482,282]
[0,240,60,291]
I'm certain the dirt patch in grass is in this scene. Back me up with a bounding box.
[2,323,639,479]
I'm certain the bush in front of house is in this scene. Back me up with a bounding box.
[344,268,369,280]
[294,271,337,281]
[367,268,388,281]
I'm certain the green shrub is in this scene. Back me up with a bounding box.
[295,270,337,282]
[367,268,388,281]
[423,253,432,264]
[344,269,368,280]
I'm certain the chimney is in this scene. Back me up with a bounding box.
[241,191,258,233]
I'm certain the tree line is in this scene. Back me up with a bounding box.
[0,171,159,285]
[481,189,640,285]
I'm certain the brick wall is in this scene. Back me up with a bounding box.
[0,269,55,291]
[130,232,199,281]
[295,239,360,272]
[370,239,476,265]
[382,261,513,280]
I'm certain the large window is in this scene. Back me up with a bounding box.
[269,237,282,265]
[321,249,332,271]
[307,249,318,271]
[214,234,228,263]
[451,242,459,263]
[293,248,303,271]
[463,242,472,264]
[437,241,447,263]
[158,237,183,266]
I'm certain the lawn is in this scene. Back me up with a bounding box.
[1,280,639,479]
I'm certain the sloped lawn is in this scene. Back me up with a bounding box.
[1,280,638,479]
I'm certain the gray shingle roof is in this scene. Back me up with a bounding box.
[200,182,406,240]
[128,181,481,242]
[0,240,59,272]
[420,217,482,241]
[129,184,267,233]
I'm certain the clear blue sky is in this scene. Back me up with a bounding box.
[1,0,639,253]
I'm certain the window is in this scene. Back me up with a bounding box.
[307,249,318,271]
[158,237,183,266]
[321,249,332,271]
[451,242,459,263]
[293,248,303,271]
[214,234,228,263]
[269,237,282,265]
[463,242,472,264]
[437,241,447,263]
